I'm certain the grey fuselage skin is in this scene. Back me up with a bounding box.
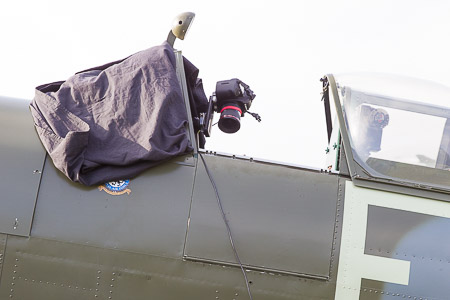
[1,72,450,300]
[0,95,344,299]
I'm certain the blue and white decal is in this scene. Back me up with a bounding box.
[98,180,131,195]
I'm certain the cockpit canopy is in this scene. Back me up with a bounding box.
[330,73,450,192]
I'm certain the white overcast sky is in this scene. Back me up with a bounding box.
[1,0,450,168]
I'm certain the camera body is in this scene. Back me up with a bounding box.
[215,79,255,133]
[357,105,390,156]
[201,78,256,136]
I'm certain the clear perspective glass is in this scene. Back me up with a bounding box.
[334,73,450,190]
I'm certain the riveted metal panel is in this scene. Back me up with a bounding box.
[0,97,46,237]
[0,236,337,299]
[185,153,339,278]
[0,236,114,299]
[0,234,6,281]
[31,156,195,258]
[362,206,450,300]
[328,177,347,283]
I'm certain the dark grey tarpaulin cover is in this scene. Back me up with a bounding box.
[30,42,198,186]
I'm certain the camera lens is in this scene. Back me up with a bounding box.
[218,105,242,133]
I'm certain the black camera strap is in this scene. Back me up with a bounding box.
[321,76,333,143]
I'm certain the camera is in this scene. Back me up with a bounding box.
[201,78,259,136]
[356,105,390,156]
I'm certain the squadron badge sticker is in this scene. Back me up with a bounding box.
[98,180,131,195]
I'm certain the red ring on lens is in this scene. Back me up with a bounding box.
[220,106,242,115]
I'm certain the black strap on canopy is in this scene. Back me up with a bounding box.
[321,76,333,143]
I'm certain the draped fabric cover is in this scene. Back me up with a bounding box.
[30,42,206,186]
